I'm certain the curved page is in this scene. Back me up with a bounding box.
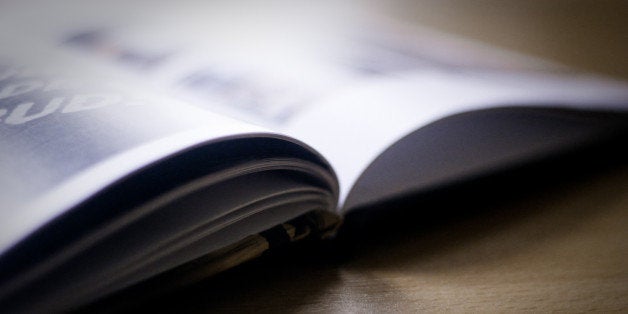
[286,71,628,208]
[4,1,626,210]
[0,35,340,311]
[1,161,336,312]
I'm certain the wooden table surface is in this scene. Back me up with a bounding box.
[91,2,628,312]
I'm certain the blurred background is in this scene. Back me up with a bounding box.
[387,0,628,78]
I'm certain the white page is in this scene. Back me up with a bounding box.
[1,0,555,127]
[284,71,628,204]
[4,0,627,208]
[0,18,272,254]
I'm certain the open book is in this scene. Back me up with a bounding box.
[1,1,627,312]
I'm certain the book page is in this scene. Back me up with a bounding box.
[285,71,628,208]
[0,67,270,256]
[0,31,275,255]
[4,0,627,208]
[0,29,345,309]
[2,1,554,127]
